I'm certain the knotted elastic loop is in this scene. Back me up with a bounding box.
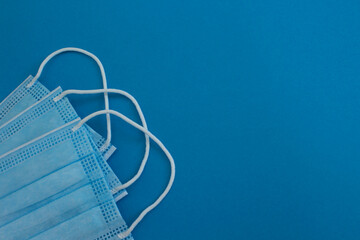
[72,109,175,239]
[26,47,112,150]
[55,89,149,191]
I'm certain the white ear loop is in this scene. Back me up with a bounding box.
[72,110,175,239]
[54,88,150,191]
[26,47,112,150]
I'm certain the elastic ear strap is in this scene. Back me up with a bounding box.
[27,47,112,149]
[55,88,150,191]
[73,110,175,239]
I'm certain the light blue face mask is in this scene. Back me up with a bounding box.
[0,118,126,225]
[0,87,127,200]
[0,120,132,240]
[0,85,116,160]
[0,49,129,200]
[0,48,113,152]
[0,107,175,240]
[0,46,156,201]
[49,108,176,239]
[0,48,175,239]
[0,76,48,126]
[0,76,115,154]
[28,198,132,240]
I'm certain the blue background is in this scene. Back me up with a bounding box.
[1,1,360,239]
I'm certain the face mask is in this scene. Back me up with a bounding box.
[56,108,175,239]
[0,48,132,199]
[0,119,125,226]
[1,107,175,240]
[28,199,132,240]
[0,86,116,160]
[0,47,112,151]
[0,86,127,202]
[0,120,132,240]
[0,47,152,233]
[0,48,175,238]
[28,48,152,194]
[0,76,48,126]
[0,46,154,197]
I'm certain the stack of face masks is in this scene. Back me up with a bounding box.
[0,48,175,240]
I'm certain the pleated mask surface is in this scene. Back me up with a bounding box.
[0,87,126,201]
[0,121,131,240]
[26,198,133,240]
[0,76,116,161]
[0,119,127,229]
[0,47,175,239]
[0,107,176,240]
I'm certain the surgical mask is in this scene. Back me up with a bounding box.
[0,47,149,237]
[58,108,176,239]
[36,87,162,239]
[0,107,175,240]
[0,86,116,160]
[0,48,175,238]
[0,120,132,240]
[0,52,129,204]
[0,76,48,126]
[25,199,131,240]
[0,47,154,199]
[0,118,124,225]
[0,86,128,202]
[0,48,112,152]
[25,47,152,194]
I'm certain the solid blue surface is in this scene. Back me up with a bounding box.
[1,1,360,239]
